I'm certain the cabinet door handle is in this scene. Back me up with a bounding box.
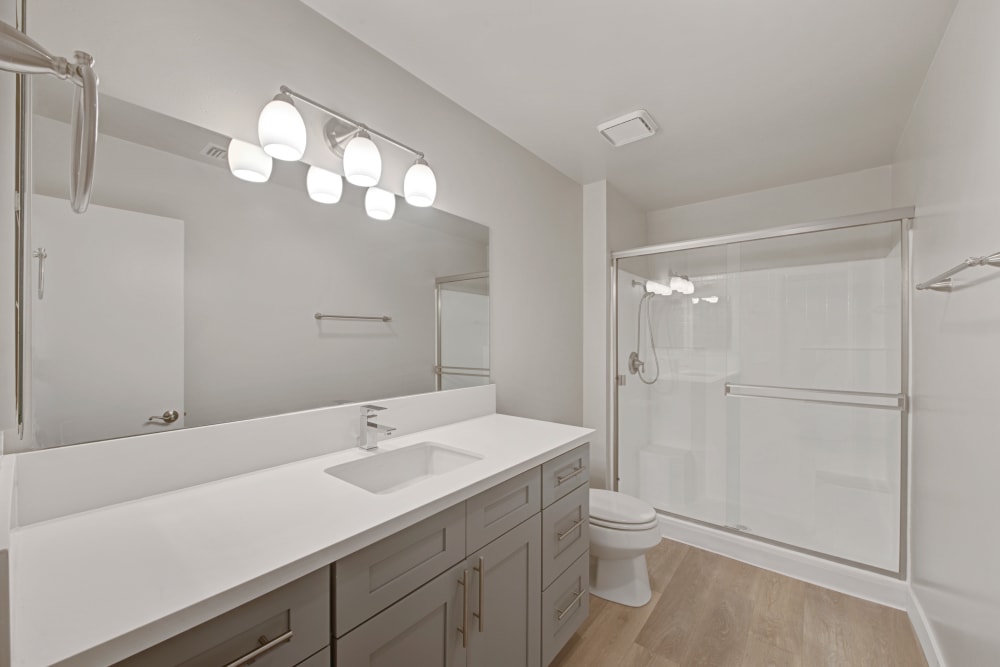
[557,517,587,541]
[473,556,485,632]
[458,569,469,648]
[556,589,586,621]
[222,630,293,667]
[556,466,585,485]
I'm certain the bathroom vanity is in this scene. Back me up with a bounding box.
[6,395,592,667]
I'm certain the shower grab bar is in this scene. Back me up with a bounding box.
[915,251,1000,291]
[725,383,906,411]
[314,312,391,322]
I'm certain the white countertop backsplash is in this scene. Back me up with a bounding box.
[3,386,593,666]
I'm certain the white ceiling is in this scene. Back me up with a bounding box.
[301,0,957,212]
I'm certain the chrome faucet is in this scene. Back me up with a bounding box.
[358,404,396,450]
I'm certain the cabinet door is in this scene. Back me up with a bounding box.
[337,561,468,667]
[467,513,541,667]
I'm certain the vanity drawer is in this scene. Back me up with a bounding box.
[541,482,589,588]
[541,552,590,666]
[466,467,541,553]
[541,444,590,508]
[296,646,331,666]
[113,567,329,667]
[335,503,466,637]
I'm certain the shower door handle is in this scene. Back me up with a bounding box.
[33,248,46,299]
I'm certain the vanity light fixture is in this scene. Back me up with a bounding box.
[261,86,436,214]
[227,138,273,183]
[644,280,672,296]
[365,186,396,220]
[404,157,437,207]
[257,93,307,161]
[343,129,382,187]
[669,275,694,295]
[306,165,343,203]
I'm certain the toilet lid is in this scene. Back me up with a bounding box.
[589,489,657,525]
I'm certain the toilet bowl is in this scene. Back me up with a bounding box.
[589,489,661,607]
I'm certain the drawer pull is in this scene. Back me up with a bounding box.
[556,589,586,621]
[556,466,585,486]
[458,569,469,648]
[223,630,293,667]
[557,517,586,541]
[473,557,485,632]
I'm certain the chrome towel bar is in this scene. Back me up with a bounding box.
[916,251,1000,291]
[314,312,391,322]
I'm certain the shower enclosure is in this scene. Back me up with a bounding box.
[612,209,911,575]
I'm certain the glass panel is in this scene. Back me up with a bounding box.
[615,219,904,573]
[728,398,901,571]
[730,222,902,394]
[616,245,731,527]
[438,277,490,389]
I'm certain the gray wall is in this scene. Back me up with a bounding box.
[892,0,1000,663]
[27,0,583,427]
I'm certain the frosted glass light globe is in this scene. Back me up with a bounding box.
[403,159,437,207]
[257,95,306,161]
[343,130,382,187]
[365,186,396,220]
[306,165,343,204]
[227,138,272,183]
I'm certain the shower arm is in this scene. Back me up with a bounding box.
[0,19,98,213]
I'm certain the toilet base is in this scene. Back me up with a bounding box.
[590,554,652,607]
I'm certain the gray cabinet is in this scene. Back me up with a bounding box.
[336,561,468,667]
[467,513,541,667]
[113,567,330,667]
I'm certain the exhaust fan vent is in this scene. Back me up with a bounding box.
[597,110,658,147]
[201,143,229,161]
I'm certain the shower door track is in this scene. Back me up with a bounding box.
[609,207,913,578]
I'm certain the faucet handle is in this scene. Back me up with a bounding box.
[361,404,387,415]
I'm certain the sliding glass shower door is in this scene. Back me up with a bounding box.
[614,217,907,574]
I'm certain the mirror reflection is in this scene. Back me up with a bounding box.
[29,81,490,448]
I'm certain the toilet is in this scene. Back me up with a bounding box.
[588,489,661,607]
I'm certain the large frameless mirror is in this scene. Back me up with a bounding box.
[25,80,489,449]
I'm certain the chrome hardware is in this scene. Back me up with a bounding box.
[627,351,643,375]
[556,466,586,485]
[222,630,293,667]
[358,404,395,450]
[556,588,586,621]
[616,374,626,387]
[33,248,46,300]
[315,312,391,322]
[916,251,1000,291]
[147,410,180,425]
[724,383,906,411]
[557,517,587,541]
[458,569,468,648]
[473,557,485,632]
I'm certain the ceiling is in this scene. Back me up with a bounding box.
[300,0,957,212]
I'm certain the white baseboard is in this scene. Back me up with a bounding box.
[906,587,945,667]
[657,514,910,609]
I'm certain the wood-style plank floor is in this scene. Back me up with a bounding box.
[550,540,927,667]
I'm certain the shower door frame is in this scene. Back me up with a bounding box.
[610,207,914,578]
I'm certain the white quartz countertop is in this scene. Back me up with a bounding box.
[10,414,592,666]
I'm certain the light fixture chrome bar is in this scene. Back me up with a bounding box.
[281,85,424,158]
[611,207,915,260]
[915,251,1000,291]
[725,383,906,411]
[314,312,392,322]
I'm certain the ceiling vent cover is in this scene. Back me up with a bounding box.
[201,143,229,161]
[597,110,658,147]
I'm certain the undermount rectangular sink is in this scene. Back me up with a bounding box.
[325,442,484,494]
